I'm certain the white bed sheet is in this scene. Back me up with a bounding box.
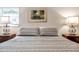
[0,36,79,52]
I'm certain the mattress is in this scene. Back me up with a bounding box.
[0,36,79,52]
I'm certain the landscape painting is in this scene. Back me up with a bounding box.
[29,9,47,22]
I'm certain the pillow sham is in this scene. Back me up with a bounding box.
[39,27,58,36]
[18,27,39,36]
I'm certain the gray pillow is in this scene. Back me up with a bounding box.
[18,27,39,36]
[39,27,58,36]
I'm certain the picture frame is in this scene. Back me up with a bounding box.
[28,8,47,22]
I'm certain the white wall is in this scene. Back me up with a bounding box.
[19,7,64,28]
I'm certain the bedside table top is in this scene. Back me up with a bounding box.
[0,33,16,36]
[62,34,79,37]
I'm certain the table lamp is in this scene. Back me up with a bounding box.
[0,16,10,35]
[67,16,79,34]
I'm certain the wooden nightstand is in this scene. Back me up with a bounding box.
[0,33,16,43]
[62,34,79,43]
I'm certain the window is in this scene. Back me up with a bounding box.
[0,8,19,26]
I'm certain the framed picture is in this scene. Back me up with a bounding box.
[28,9,47,22]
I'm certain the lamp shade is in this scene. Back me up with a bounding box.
[67,16,79,24]
[0,16,10,24]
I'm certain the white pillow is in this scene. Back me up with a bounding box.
[39,27,58,36]
[18,27,39,36]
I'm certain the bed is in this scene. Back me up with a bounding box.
[0,27,78,52]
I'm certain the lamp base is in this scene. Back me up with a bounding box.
[69,28,76,34]
[3,32,10,35]
[3,24,10,35]
[68,24,76,34]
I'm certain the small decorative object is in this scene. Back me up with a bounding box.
[28,8,47,22]
[0,16,10,35]
[67,16,79,35]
